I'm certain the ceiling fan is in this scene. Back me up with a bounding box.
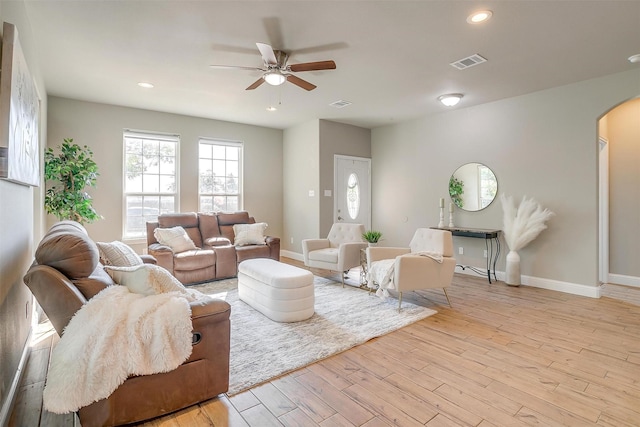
[210,42,336,91]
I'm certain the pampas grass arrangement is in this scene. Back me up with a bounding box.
[501,194,554,285]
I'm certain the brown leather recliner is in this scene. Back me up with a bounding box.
[23,221,231,427]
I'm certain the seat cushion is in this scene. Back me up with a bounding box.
[173,249,215,271]
[307,248,339,264]
[238,258,313,289]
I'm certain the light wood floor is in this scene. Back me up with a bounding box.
[9,258,640,426]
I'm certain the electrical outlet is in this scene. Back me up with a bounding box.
[458,247,464,255]
[484,250,488,258]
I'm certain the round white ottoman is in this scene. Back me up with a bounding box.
[238,258,315,322]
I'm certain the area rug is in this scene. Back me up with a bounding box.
[192,276,437,395]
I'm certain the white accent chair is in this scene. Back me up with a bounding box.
[367,228,456,310]
[302,223,368,286]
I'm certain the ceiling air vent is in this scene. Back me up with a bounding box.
[450,54,487,70]
[329,100,352,108]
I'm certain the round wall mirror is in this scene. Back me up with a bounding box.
[449,163,498,211]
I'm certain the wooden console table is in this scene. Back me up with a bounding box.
[431,227,501,284]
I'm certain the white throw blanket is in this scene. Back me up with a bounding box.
[43,270,210,414]
[367,251,444,298]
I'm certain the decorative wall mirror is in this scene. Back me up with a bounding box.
[449,163,498,211]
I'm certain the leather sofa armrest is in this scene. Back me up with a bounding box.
[187,298,231,363]
[265,236,280,261]
[140,254,157,264]
[147,243,175,274]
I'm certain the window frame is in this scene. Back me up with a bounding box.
[122,130,180,241]
[198,138,243,213]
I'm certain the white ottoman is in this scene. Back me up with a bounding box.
[238,258,315,322]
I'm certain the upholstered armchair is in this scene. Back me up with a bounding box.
[367,228,456,310]
[302,223,368,286]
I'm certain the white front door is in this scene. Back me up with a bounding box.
[334,155,371,229]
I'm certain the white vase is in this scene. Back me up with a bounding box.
[368,242,377,247]
[505,250,521,286]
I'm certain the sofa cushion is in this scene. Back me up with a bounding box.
[233,223,268,246]
[97,241,143,267]
[154,226,198,253]
[218,212,255,242]
[173,249,216,271]
[198,213,222,238]
[105,263,185,296]
[35,228,99,279]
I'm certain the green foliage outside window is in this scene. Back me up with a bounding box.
[449,176,464,208]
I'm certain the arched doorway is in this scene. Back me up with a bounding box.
[598,97,640,302]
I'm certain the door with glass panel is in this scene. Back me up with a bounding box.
[334,155,371,229]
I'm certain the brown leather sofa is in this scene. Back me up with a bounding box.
[146,211,280,285]
[23,221,231,427]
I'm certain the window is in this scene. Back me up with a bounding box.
[123,131,179,239]
[198,139,242,212]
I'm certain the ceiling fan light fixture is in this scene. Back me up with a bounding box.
[137,82,154,89]
[467,10,493,24]
[438,93,463,107]
[264,70,286,86]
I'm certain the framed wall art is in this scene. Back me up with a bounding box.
[0,21,40,187]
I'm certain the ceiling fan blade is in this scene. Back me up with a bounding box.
[289,60,336,72]
[246,78,265,90]
[286,74,316,91]
[256,42,278,65]
[209,65,265,71]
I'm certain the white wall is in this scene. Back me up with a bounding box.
[372,69,640,294]
[282,120,319,252]
[318,120,371,237]
[0,2,47,421]
[47,97,283,253]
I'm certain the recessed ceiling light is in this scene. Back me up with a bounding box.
[138,82,154,89]
[266,106,277,112]
[467,10,493,24]
[628,54,640,64]
[438,93,463,107]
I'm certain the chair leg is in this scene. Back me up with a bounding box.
[443,288,452,308]
[398,291,403,312]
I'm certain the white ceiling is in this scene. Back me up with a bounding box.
[23,1,640,130]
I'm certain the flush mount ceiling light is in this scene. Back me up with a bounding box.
[266,106,277,111]
[628,54,640,64]
[137,82,154,88]
[263,70,286,86]
[438,93,463,107]
[467,10,493,24]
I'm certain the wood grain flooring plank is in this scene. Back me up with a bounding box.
[278,407,319,427]
[251,382,297,417]
[200,395,250,427]
[241,403,284,427]
[271,374,337,423]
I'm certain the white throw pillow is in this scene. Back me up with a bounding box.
[233,222,268,246]
[104,264,185,296]
[154,226,198,253]
[96,241,143,267]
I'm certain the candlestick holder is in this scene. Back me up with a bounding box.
[438,206,445,228]
[449,210,455,228]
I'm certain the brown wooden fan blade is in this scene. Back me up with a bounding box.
[289,60,336,72]
[286,74,316,91]
[246,78,265,90]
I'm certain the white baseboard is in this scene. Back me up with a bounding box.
[608,273,640,288]
[281,250,304,262]
[0,329,33,426]
[454,266,601,298]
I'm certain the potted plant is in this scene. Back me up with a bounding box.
[44,138,102,224]
[362,230,383,246]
